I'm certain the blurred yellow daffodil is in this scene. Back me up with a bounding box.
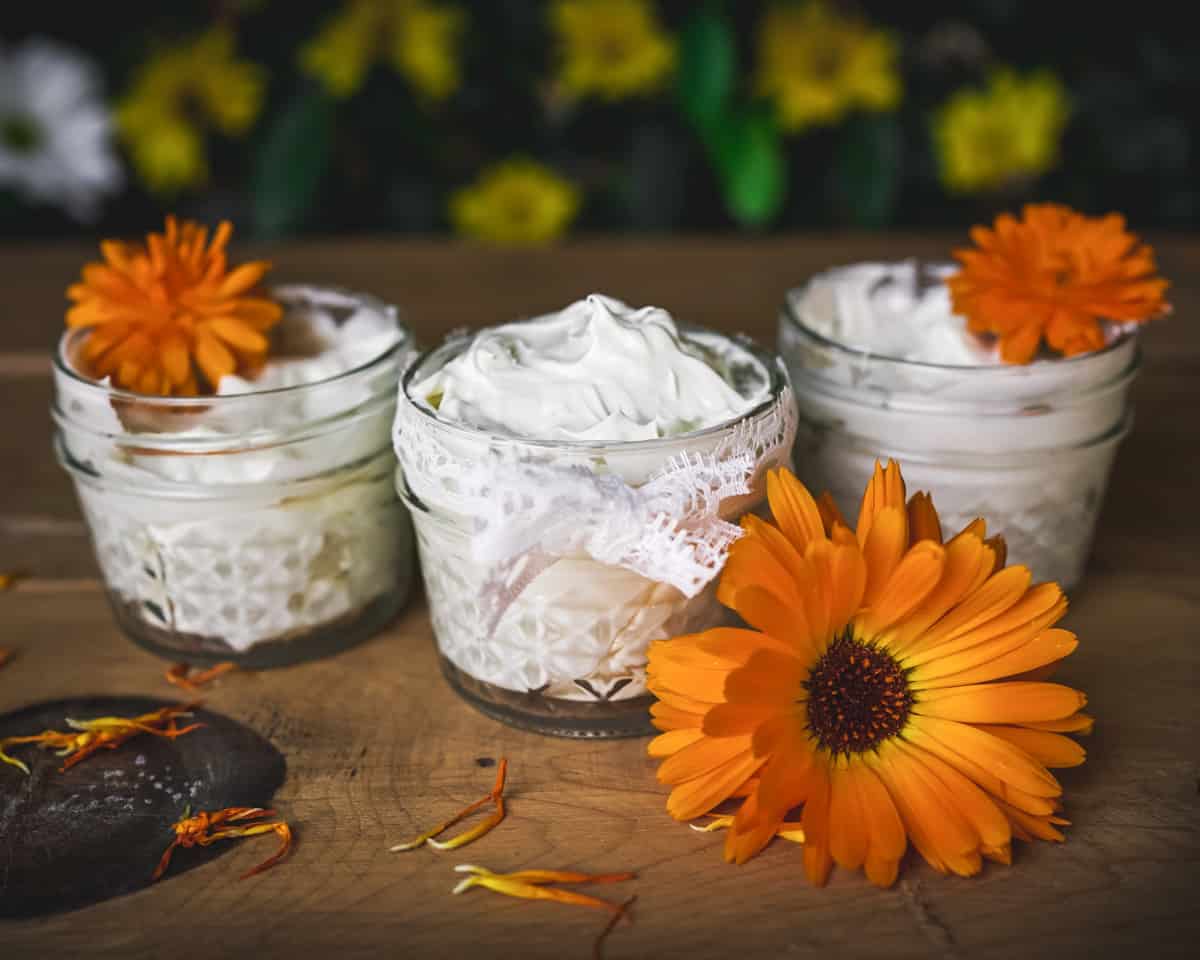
[450,159,580,246]
[934,69,1070,193]
[116,28,265,193]
[550,0,675,101]
[755,1,901,133]
[301,0,464,102]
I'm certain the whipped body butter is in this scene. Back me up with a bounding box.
[55,286,416,667]
[394,295,795,737]
[779,261,1139,588]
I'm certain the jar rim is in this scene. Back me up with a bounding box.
[54,284,410,407]
[398,324,791,454]
[781,272,1138,373]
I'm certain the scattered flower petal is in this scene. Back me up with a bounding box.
[165,661,238,691]
[153,806,292,881]
[451,864,636,914]
[391,758,507,851]
[0,703,202,775]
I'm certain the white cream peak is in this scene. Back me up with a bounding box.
[412,294,762,442]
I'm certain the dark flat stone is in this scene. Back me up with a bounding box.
[0,696,285,919]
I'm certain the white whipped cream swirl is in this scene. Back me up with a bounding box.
[411,294,762,442]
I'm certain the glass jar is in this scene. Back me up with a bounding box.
[52,286,416,668]
[394,331,795,738]
[778,279,1139,589]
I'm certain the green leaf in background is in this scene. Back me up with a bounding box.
[712,108,786,229]
[830,113,902,228]
[677,3,736,143]
[250,89,334,239]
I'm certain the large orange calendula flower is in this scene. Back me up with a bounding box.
[946,203,1170,364]
[647,461,1091,887]
[65,217,283,395]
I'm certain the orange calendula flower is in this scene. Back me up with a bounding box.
[152,806,292,881]
[0,704,202,775]
[0,571,25,590]
[947,204,1171,364]
[165,661,238,691]
[65,216,283,395]
[0,649,13,671]
[647,461,1091,888]
[391,758,507,851]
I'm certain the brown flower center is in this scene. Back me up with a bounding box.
[803,635,912,756]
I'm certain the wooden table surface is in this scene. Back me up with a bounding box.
[2,237,1197,959]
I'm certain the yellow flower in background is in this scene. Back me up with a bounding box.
[301,0,464,101]
[117,28,265,193]
[392,1,464,101]
[551,0,676,100]
[756,1,901,133]
[450,160,580,246]
[934,70,1070,193]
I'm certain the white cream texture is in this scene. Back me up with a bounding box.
[792,260,999,365]
[60,292,408,651]
[412,293,758,442]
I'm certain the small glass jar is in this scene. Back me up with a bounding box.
[394,331,795,738]
[52,286,416,668]
[778,275,1139,589]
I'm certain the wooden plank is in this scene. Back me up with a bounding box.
[0,579,1196,958]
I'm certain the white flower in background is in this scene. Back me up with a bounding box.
[0,38,122,221]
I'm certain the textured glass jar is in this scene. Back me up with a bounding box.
[778,282,1139,589]
[53,287,416,668]
[394,331,795,738]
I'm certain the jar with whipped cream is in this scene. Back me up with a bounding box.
[778,261,1138,589]
[394,295,795,737]
[54,286,416,667]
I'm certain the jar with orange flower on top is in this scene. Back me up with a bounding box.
[778,208,1169,590]
[52,220,416,667]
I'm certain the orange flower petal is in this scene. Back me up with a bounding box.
[915,681,1086,724]
[665,749,766,822]
[906,492,943,545]
[794,761,832,886]
[217,261,271,298]
[207,316,270,354]
[766,469,826,555]
[912,628,1078,688]
[860,507,907,608]
[855,460,907,546]
[816,491,847,534]
[908,715,1061,799]
[858,540,945,636]
[194,328,236,388]
[723,650,807,704]
[647,728,704,758]
[974,724,1086,768]
[656,734,755,786]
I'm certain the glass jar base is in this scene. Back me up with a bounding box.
[109,588,407,669]
[439,656,655,739]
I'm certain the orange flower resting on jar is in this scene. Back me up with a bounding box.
[946,203,1170,364]
[65,216,282,395]
[647,461,1091,888]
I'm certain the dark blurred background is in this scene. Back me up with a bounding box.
[2,0,1197,242]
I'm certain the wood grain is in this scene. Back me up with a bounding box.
[1,238,1198,959]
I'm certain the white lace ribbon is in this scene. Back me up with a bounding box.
[393,386,796,605]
